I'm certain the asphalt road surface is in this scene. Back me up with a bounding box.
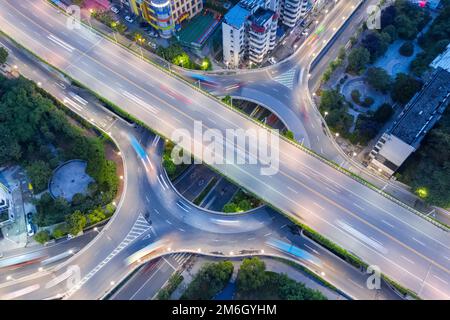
[0,0,449,300]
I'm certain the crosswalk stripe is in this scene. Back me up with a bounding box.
[64,214,151,298]
[273,69,297,89]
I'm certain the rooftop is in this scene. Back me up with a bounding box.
[430,43,450,73]
[224,3,251,29]
[224,0,264,29]
[250,8,275,27]
[390,68,450,148]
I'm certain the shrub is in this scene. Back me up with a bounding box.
[399,41,414,57]
[34,230,50,244]
[351,89,361,104]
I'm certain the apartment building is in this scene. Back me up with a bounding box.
[128,0,203,38]
[222,0,309,68]
[280,0,309,28]
[0,183,14,228]
[222,0,279,68]
[248,8,278,64]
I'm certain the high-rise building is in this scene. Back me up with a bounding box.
[128,0,203,38]
[248,8,278,64]
[279,0,309,28]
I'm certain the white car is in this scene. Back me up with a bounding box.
[27,224,35,237]
[110,6,120,14]
[125,15,134,23]
[148,41,157,49]
[268,57,277,65]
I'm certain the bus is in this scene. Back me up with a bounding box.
[0,251,48,270]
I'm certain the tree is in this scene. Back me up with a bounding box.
[236,257,267,293]
[373,103,394,123]
[26,161,52,193]
[87,207,106,224]
[366,67,392,93]
[35,193,70,226]
[34,230,50,244]
[381,5,397,29]
[238,199,251,212]
[52,225,67,239]
[362,31,390,62]
[391,73,422,104]
[181,261,233,299]
[382,25,398,42]
[284,130,294,140]
[319,90,353,134]
[346,47,370,74]
[0,47,8,65]
[395,14,417,40]
[399,41,414,57]
[66,210,87,235]
[223,202,238,213]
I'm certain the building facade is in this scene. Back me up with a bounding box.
[248,8,278,64]
[368,68,450,176]
[0,182,14,228]
[280,0,309,27]
[222,0,310,68]
[128,0,203,38]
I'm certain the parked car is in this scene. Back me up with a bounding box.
[148,41,157,49]
[110,6,120,14]
[268,57,277,65]
[27,223,35,237]
[125,15,134,23]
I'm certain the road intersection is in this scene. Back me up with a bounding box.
[0,0,448,300]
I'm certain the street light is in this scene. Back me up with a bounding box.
[335,132,340,137]
[324,111,328,117]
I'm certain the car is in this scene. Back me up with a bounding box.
[268,57,277,65]
[110,6,120,14]
[148,41,157,49]
[148,30,158,38]
[56,82,66,90]
[27,223,34,237]
[125,15,134,23]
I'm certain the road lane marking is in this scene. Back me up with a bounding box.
[304,244,320,255]
[287,186,298,194]
[400,255,415,265]
[8,3,450,285]
[353,203,365,211]
[313,202,325,210]
[381,219,394,228]
[433,275,448,285]
[412,237,426,247]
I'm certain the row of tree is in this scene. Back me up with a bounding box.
[346,0,430,75]
[411,0,450,75]
[236,257,327,300]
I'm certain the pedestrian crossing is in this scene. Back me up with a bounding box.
[170,253,190,267]
[272,68,297,89]
[64,214,152,298]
